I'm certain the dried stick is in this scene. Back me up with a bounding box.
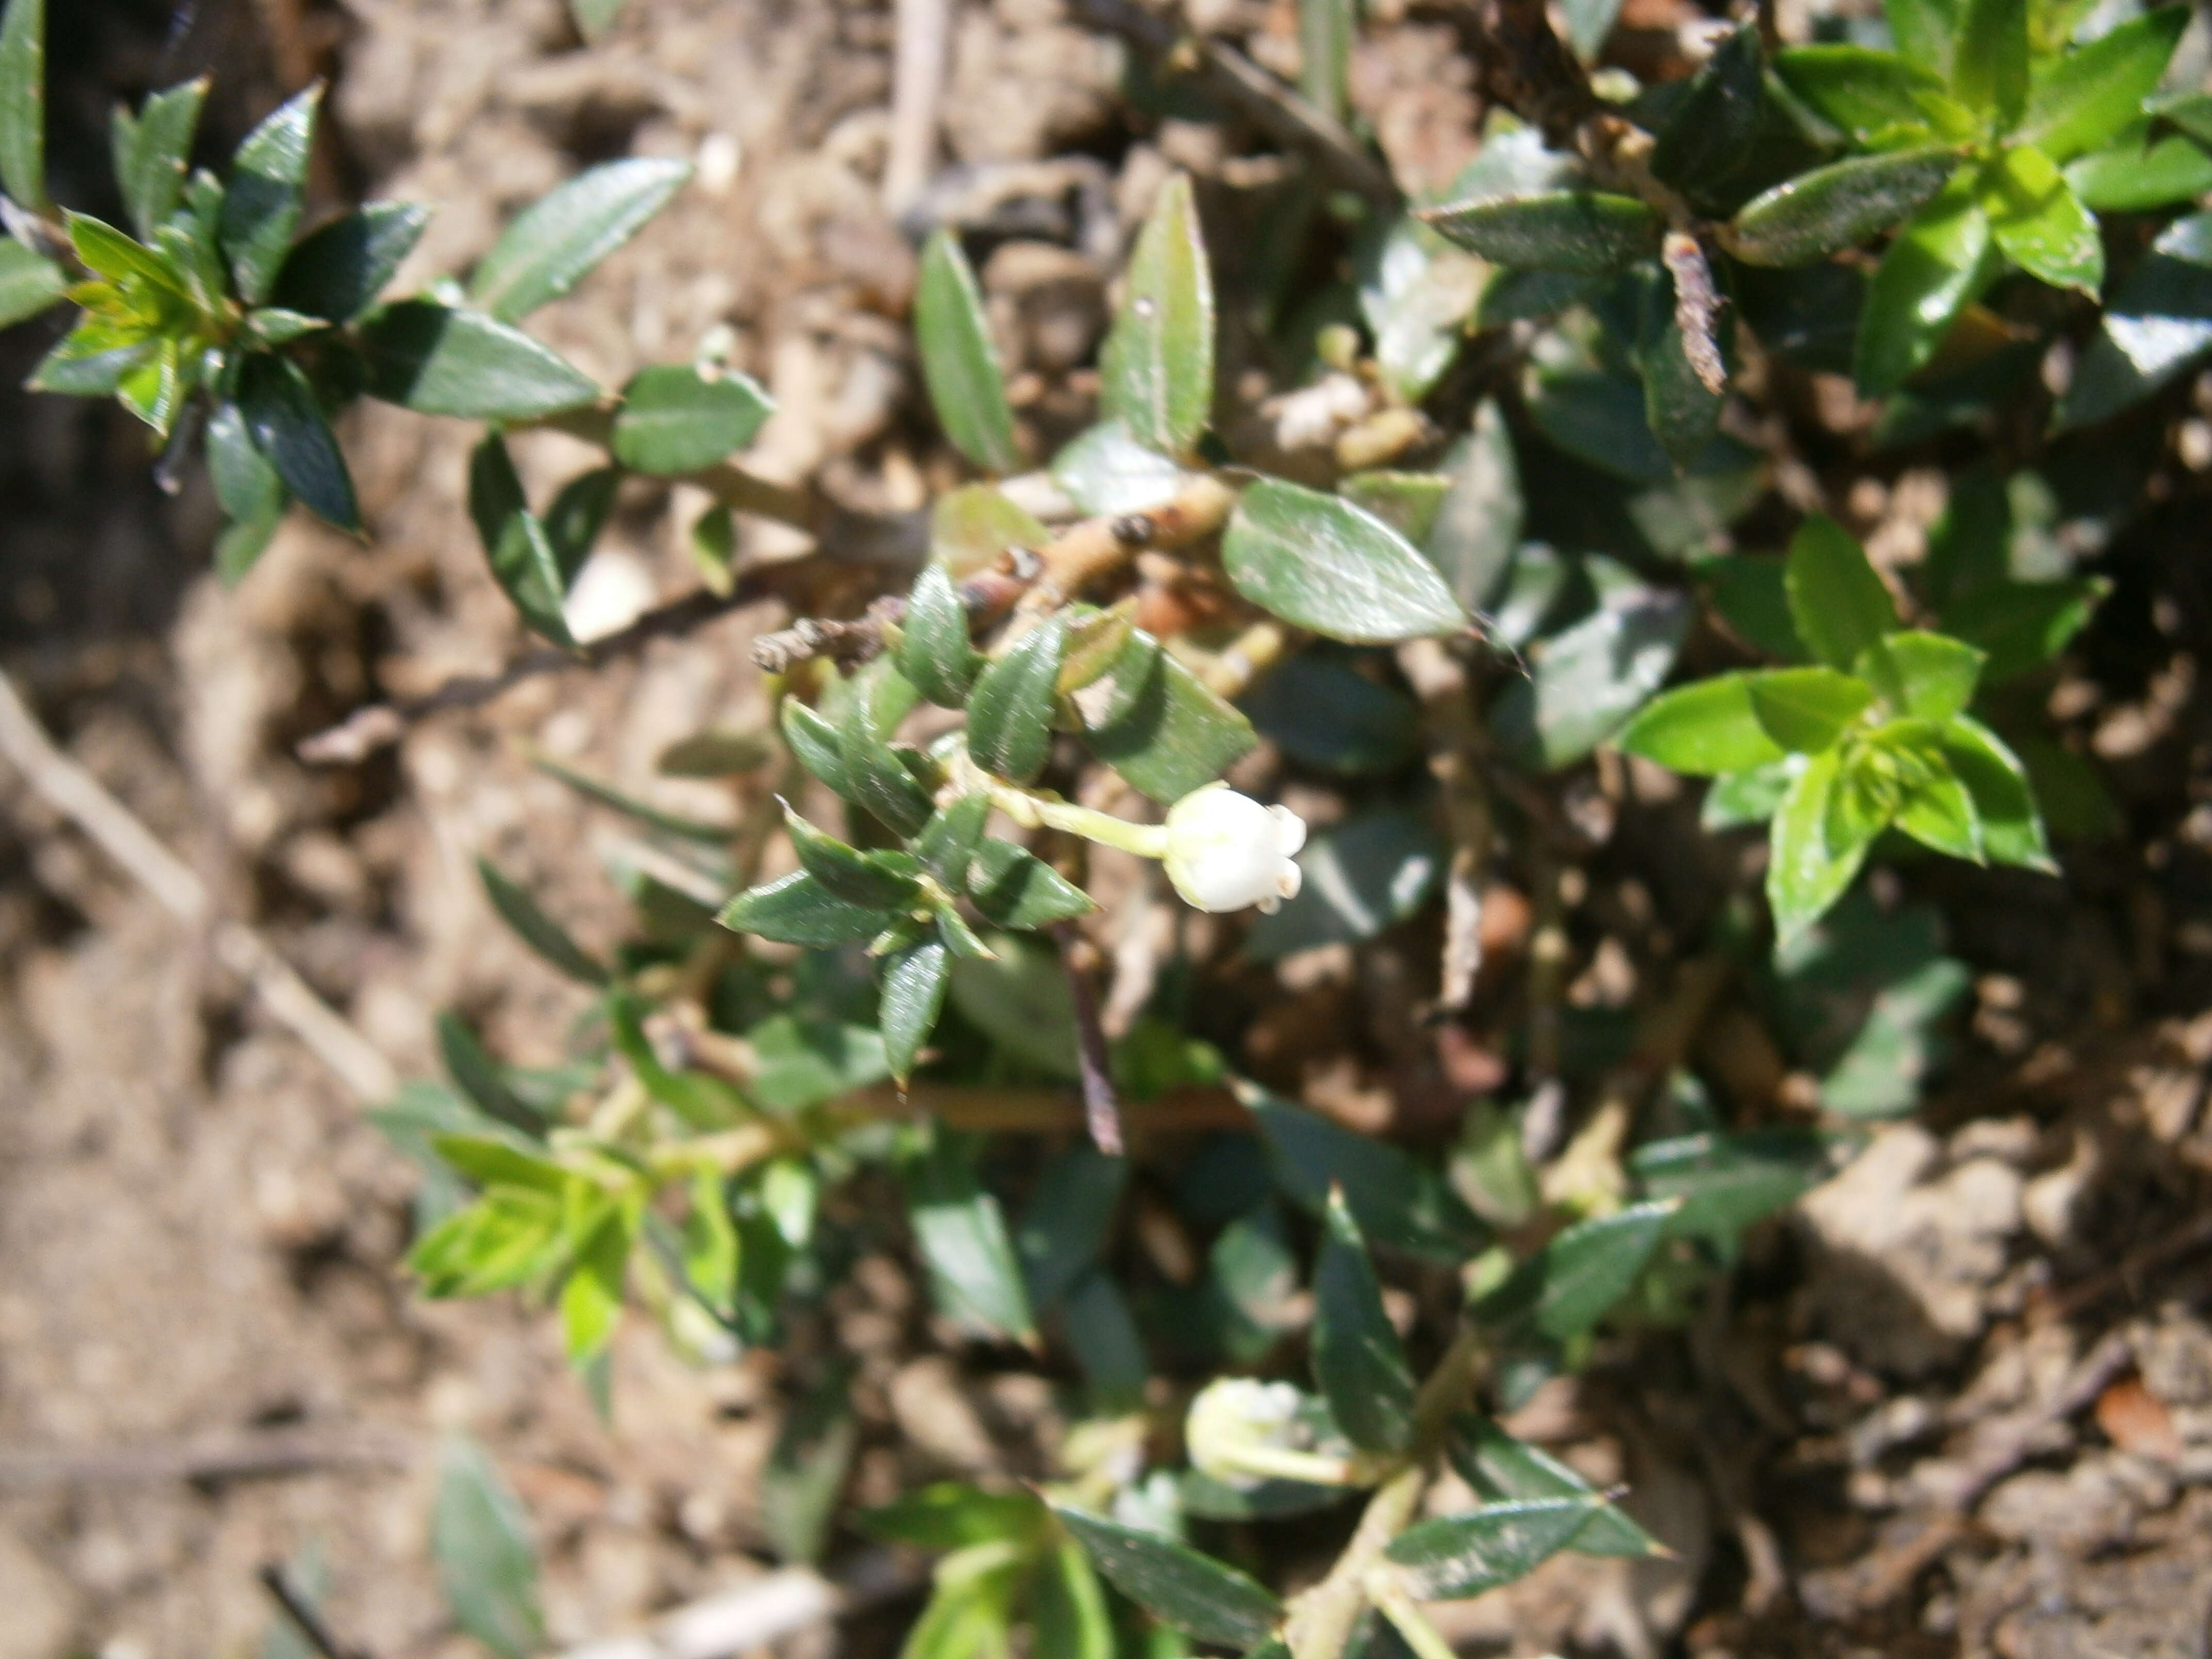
[1397,639,1492,1012]
[259,1563,373,1659]
[1068,0,1400,206]
[0,1425,416,1489]
[1054,921,1126,1155]
[0,671,398,1102]
[885,0,954,213]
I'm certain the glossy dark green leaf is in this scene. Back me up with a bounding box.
[719,870,896,946]
[2064,129,2212,212]
[1423,399,1523,614]
[1767,747,1871,943]
[838,686,936,836]
[238,351,358,532]
[1224,477,1466,644]
[1853,174,1995,397]
[610,363,772,474]
[880,938,951,1084]
[1078,630,1256,804]
[779,700,853,799]
[1490,591,1693,770]
[900,564,981,707]
[1632,1128,1835,1249]
[1491,1201,1676,1341]
[1312,1188,1415,1456]
[0,236,63,329]
[1952,0,2027,128]
[357,300,600,418]
[1240,653,1420,775]
[1522,369,1679,485]
[1983,144,2101,295]
[433,1436,543,1659]
[1248,1088,1487,1261]
[1100,174,1214,458]
[1017,1144,1126,1311]
[544,466,620,586]
[911,793,988,887]
[477,856,608,985]
[113,78,206,240]
[1650,25,1766,206]
[1941,576,2104,682]
[784,807,922,908]
[1727,148,1962,267]
[1771,46,1969,147]
[1784,515,1896,677]
[468,157,690,321]
[1421,190,1662,273]
[1446,1418,1662,1558]
[1617,675,1787,776]
[0,0,46,209]
[2022,6,2187,162]
[2055,210,2212,429]
[966,837,1095,928]
[906,1133,1035,1342]
[1940,714,2054,869]
[273,201,430,322]
[206,396,285,524]
[467,433,573,645]
[220,86,320,304]
[965,615,1067,784]
[1247,808,1442,961]
[916,229,1019,474]
[1746,666,1878,753]
[1050,1505,1282,1649]
[1384,1499,1603,1600]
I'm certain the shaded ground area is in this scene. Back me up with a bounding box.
[3,0,2211,1656]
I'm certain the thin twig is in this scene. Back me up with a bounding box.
[260,1563,373,1659]
[1067,0,1400,206]
[1661,231,1729,396]
[0,1426,416,1489]
[1054,922,1126,1154]
[1396,639,1491,1013]
[885,0,954,213]
[0,672,398,1102]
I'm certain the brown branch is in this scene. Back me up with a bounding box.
[1068,0,1400,206]
[1054,922,1126,1155]
[1662,231,1729,396]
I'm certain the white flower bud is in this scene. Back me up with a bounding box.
[1185,1379,1312,1490]
[1162,785,1307,914]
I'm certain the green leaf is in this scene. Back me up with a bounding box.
[1727,148,1963,267]
[2064,129,2212,213]
[1239,653,1420,776]
[1298,0,1354,121]
[560,1205,630,1362]
[1077,629,1257,803]
[1701,553,1806,661]
[1940,714,2054,869]
[1767,747,1873,944]
[1618,675,1788,776]
[1063,1273,1147,1417]
[1746,666,1878,753]
[965,616,1067,784]
[546,466,620,586]
[1853,173,1996,397]
[1034,1535,1117,1659]
[780,699,853,799]
[1248,1089,1487,1261]
[1883,0,1959,79]
[916,229,1020,474]
[26,315,154,398]
[220,87,320,304]
[433,1437,544,1659]
[1478,1201,1676,1342]
[469,157,691,321]
[1224,477,1467,644]
[610,363,772,474]
[913,793,990,887]
[1490,591,1693,770]
[929,481,1049,578]
[948,937,1079,1077]
[238,351,358,532]
[863,1484,1043,1550]
[1358,218,1486,404]
[113,78,207,240]
[357,300,600,419]
[1951,0,2027,128]
[468,433,574,645]
[906,1132,1036,1342]
[900,564,982,708]
[0,236,63,329]
[761,1371,860,1565]
[1771,47,1970,148]
[1941,576,2103,681]
[1246,808,1442,961]
[477,856,608,985]
[0,0,45,209]
[1873,630,1982,720]
[1983,144,2101,295]
[783,808,921,908]
[206,397,287,558]
[1446,1418,1662,1558]
[742,1019,888,1114]
[1050,1506,1282,1650]
[1421,191,1662,273]
[1384,1499,1603,1600]
[533,753,734,842]
[1312,1189,1416,1456]
[2021,6,2188,162]
[720,870,897,946]
[1423,400,1523,615]
[1649,25,1766,207]
[1017,1144,1126,1310]
[880,938,951,1084]
[1050,419,1192,517]
[1340,471,1450,545]
[1638,264,1727,468]
[966,838,1096,928]
[1703,759,1795,829]
[273,201,430,322]
[1631,1128,1836,1250]
[1893,748,1983,860]
[66,213,188,297]
[1784,515,1896,676]
[2055,210,2212,429]
[1100,173,1214,458]
[434,1014,539,1134]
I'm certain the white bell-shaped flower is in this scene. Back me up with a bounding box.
[1162,785,1307,914]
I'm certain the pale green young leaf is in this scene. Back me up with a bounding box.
[2021,5,2189,162]
[1100,173,1215,458]
[469,157,690,321]
[1983,144,2102,295]
[1869,630,1983,720]
[1952,0,2029,129]
[1940,714,2055,870]
[2064,129,2212,213]
[915,229,1019,473]
[1767,746,1872,944]
[1853,174,1996,396]
[1784,515,1897,675]
[1617,675,1788,776]
[1745,666,1877,753]
[1771,47,1970,148]
[1883,0,1959,80]
[0,236,63,329]
[560,1208,629,1362]
[1034,1534,1117,1659]
[1895,756,1985,860]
